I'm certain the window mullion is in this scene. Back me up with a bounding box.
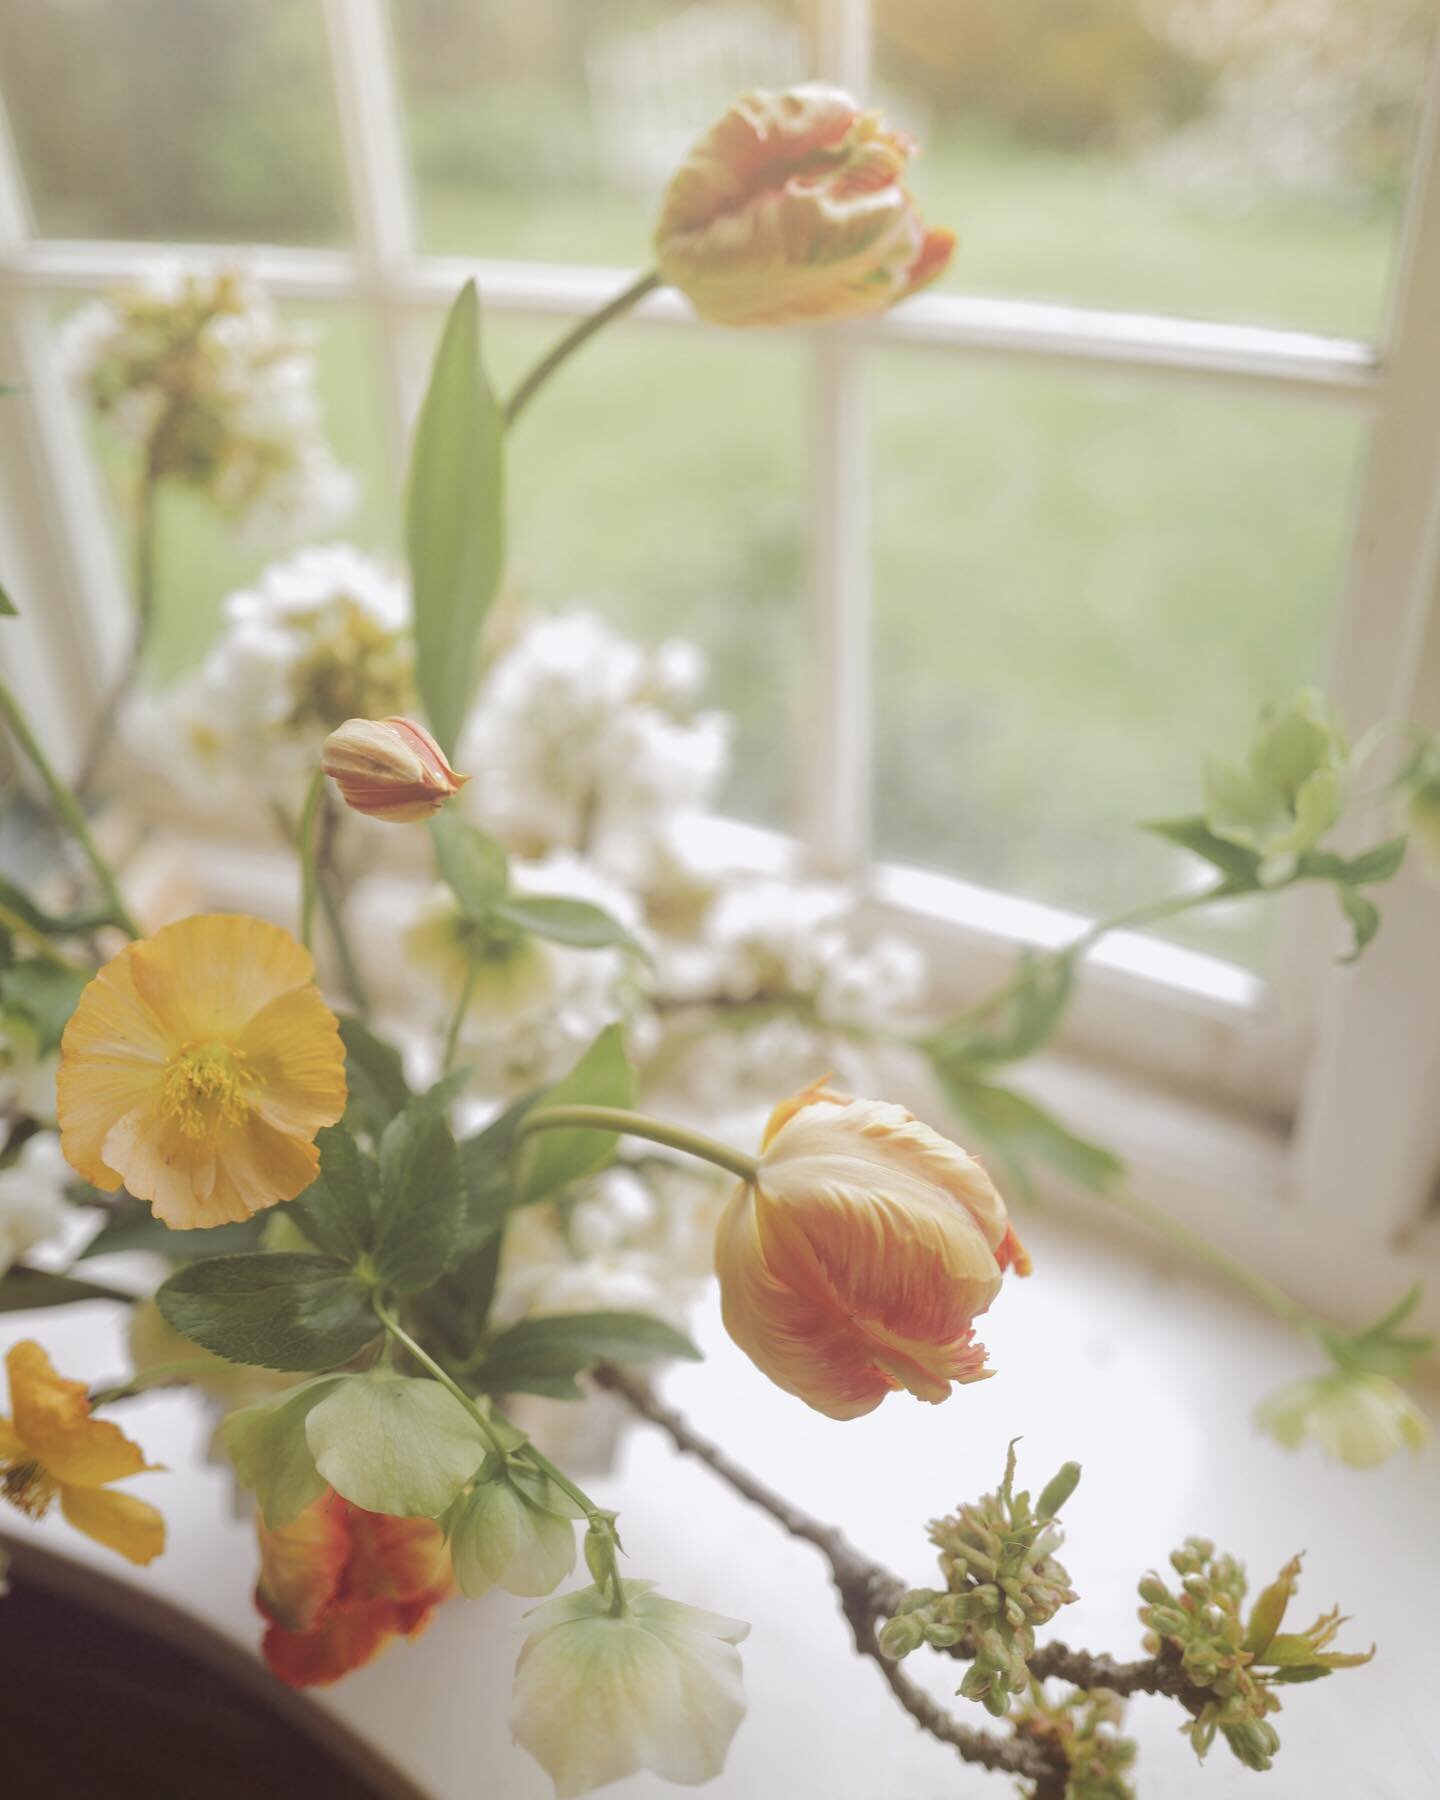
[319,0,415,485]
[0,91,127,772]
[1287,42,1440,1244]
[800,0,873,877]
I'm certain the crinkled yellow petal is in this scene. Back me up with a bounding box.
[235,984,346,1140]
[6,1341,157,1487]
[0,1413,25,1460]
[56,940,174,1191]
[59,1481,165,1566]
[106,1103,322,1230]
[127,913,317,1045]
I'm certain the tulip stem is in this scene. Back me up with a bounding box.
[0,675,141,938]
[504,270,662,428]
[296,765,325,953]
[518,1104,759,1183]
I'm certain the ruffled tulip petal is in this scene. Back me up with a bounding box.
[263,1598,398,1689]
[59,1481,165,1566]
[257,1492,351,1634]
[6,1341,156,1488]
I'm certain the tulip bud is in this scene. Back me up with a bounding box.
[655,84,954,328]
[321,715,467,823]
[714,1080,1028,1420]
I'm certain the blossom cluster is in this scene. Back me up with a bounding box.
[60,266,355,542]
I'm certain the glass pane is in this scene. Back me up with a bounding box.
[55,299,396,678]
[877,0,1437,338]
[871,353,1368,969]
[0,0,347,243]
[470,318,806,827]
[391,0,808,262]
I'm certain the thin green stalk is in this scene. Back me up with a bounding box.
[296,766,325,952]
[442,956,481,1073]
[89,1357,225,1408]
[0,676,140,938]
[518,1103,759,1184]
[0,902,89,973]
[1106,1184,1316,1334]
[314,789,371,1015]
[504,270,661,428]
[375,1299,507,1456]
[77,463,160,800]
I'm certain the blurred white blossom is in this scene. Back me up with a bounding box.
[0,1014,59,1122]
[461,611,730,891]
[0,1133,71,1278]
[59,266,355,542]
[127,543,412,808]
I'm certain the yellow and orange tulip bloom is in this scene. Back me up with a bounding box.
[0,1340,164,1564]
[716,1084,1029,1420]
[321,715,468,823]
[655,84,954,328]
[256,1490,452,1688]
[57,913,346,1230]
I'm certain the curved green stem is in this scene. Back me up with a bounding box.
[0,902,89,973]
[504,271,661,428]
[88,1356,225,1408]
[0,676,140,938]
[1107,1184,1316,1334]
[518,1104,759,1184]
[375,1300,506,1456]
[296,766,325,952]
[442,956,481,1074]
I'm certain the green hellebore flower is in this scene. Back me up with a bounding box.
[1256,1370,1429,1469]
[448,1472,577,1599]
[1203,689,1348,869]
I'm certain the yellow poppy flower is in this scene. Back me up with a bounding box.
[0,1340,164,1565]
[57,913,346,1230]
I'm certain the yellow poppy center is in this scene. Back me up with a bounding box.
[160,1043,254,1140]
[1,1456,58,1520]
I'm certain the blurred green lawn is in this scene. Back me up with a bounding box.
[122,135,1388,970]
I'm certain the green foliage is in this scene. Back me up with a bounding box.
[1006,1688,1136,1800]
[926,950,1077,1070]
[1318,1284,1433,1380]
[290,1123,376,1263]
[0,580,16,617]
[0,961,89,1054]
[155,1253,378,1371]
[490,895,650,962]
[429,807,510,916]
[78,1197,263,1262]
[1201,689,1349,867]
[304,1373,488,1517]
[518,1023,634,1205]
[0,875,112,940]
[475,1310,701,1401]
[931,1059,1123,1201]
[447,1469,578,1598]
[336,1014,413,1142]
[371,1095,463,1291]
[0,1266,133,1313]
[406,278,505,756]
[1138,1539,1372,1772]
[220,1376,344,1527]
[879,1444,1080,1716]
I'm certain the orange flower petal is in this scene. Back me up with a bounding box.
[127,914,316,1045]
[59,1482,165,1565]
[236,985,346,1139]
[56,941,173,1191]
[256,1492,350,1635]
[5,1341,157,1487]
[345,1505,453,1609]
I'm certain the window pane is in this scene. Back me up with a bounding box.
[391,0,807,262]
[55,300,395,678]
[0,0,347,243]
[871,353,1368,969]
[877,0,1436,339]
[469,318,806,827]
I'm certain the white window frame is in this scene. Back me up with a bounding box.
[2,0,1439,1328]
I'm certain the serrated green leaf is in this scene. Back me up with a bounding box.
[1336,886,1380,964]
[933,1068,1124,1200]
[0,1265,134,1313]
[406,279,505,756]
[0,960,90,1052]
[0,580,16,617]
[477,1310,700,1401]
[156,1254,378,1371]
[372,1101,462,1291]
[1333,836,1407,886]
[491,896,648,961]
[290,1123,375,1262]
[519,1023,634,1205]
[1141,816,1263,889]
[429,807,509,917]
[304,1373,488,1517]
[220,1376,344,1528]
[79,1198,263,1262]
[929,950,1076,1071]
[337,1014,413,1141]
